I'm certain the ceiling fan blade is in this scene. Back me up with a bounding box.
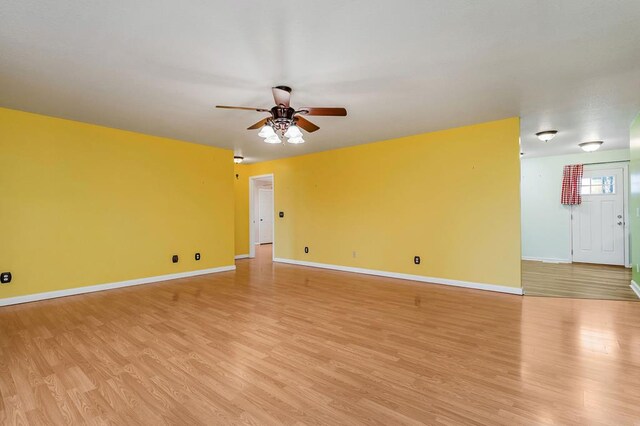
[298,107,347,116]
[216,105,270,112]
[247,118,269,130]
[272,86,291,107]
[295,116,320,133]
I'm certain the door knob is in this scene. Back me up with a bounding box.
[617,221,623,225]
[617,215,622,218]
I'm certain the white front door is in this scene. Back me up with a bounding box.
[258,188,273,244]
[571,167,625,265]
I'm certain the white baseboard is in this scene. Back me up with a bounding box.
[234,254,249,260]
[0,265,236,307]
[273,258,522,295]
[522,256,571,264]
[631,280,640,299]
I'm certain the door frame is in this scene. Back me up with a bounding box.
[570,162,629,267]
[249,173,275,260]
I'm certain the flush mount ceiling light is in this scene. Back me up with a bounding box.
[579,141,603,152]
[233,156,244,164]
[536,130,558,142]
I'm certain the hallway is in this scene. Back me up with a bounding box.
[522,260,637,301]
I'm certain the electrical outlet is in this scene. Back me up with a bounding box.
[172,255,179,263]
[304,246,309,254]
[0,272,11,284]
[414,256,421,265]
[195,253,201,261]
[352,251,357,258]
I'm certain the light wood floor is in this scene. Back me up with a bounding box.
[522,260,637,301]
[1,246,640,425]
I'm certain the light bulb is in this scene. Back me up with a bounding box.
[264,135,281,144]
[288,136,305,144]
[284,125,302,139]
[258,125,276,138]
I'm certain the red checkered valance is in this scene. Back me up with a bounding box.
[561,164,583,205]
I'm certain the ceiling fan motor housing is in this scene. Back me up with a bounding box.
[274,85,292,93]
[271,106,296,132]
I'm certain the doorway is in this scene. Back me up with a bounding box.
[249,174,274,259]
[520,156,636,300]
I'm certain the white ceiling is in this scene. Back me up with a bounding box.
[1,1,640,162]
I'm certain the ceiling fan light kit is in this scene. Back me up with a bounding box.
[288,136,305,144]
[284,124,302,139]
[258,125,276,138]
[264,135,282,144]
[216,85,347,146]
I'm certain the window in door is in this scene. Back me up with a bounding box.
[580,176,615,195]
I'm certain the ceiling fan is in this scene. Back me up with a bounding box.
[216,86,347,144]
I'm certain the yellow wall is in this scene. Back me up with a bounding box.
[235,118,521,288]
[234,164,250,256]
[0,107,234,300]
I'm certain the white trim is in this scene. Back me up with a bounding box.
[234,254,249,260]
[273,258,523,295]
[522,256,571,264]
[624,164,631,267]
[0,265,236,307]
[631,280,640,299]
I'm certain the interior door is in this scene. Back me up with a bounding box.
[258,188,273,244]
[571,168,624,265]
